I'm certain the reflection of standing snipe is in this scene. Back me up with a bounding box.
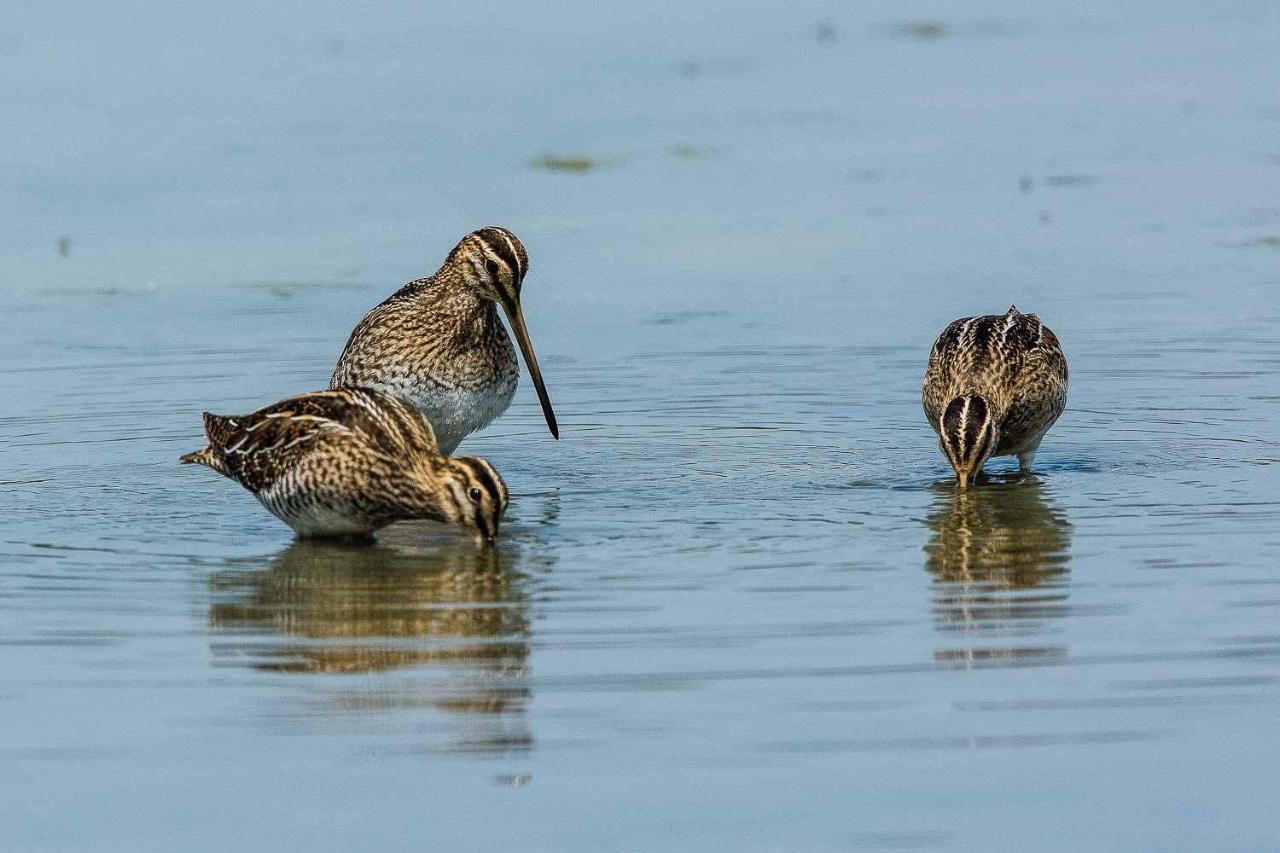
[331,227,558,455]
[180,388,508,541]
[923,306,1068,487]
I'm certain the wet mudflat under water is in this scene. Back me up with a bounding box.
[3,1,1280,850]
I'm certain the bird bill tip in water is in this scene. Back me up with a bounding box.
[544,402,560,439]
[501,297,560,441]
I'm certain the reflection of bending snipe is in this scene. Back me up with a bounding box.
[209,533,532,739]
[925,478,1071,588]
[924,478,1072,663]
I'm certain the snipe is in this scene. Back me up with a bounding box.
[331,227,558,455]
[180,387,508,541]
[923,305,1068,487]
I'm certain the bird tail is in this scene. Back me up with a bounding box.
[179,446,221,469]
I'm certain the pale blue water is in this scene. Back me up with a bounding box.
[2,1,1280,850]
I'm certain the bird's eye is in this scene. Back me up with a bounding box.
[468,487,483,504]
[484,259,500,277]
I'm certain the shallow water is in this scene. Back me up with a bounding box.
[3,1,1280,850]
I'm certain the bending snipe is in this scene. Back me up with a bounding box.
[331,227,558,455]
[922,305,1068,487]
[180,388,508,541]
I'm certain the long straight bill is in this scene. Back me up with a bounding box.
[501,299,559,439]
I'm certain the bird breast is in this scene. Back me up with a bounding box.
[407,370,519,455]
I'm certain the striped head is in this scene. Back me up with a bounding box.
[446,226,559,441]
[438,455,510,544]
[449,226,530,304]
[939,394,999,488]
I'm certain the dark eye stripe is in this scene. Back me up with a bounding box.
[475,227,526,280]
[480,458,509,508]
[482,458,509,508]
[458,456,506,508]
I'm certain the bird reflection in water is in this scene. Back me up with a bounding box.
[208,521,549,754]
[923,476,1072,668]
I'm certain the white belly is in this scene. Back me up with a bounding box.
[262,496,377,538]
[407,379,517,455]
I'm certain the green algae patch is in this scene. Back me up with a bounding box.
[530,154,612,173]
[892,19,948,39]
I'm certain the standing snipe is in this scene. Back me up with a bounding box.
[180,388,508,541]
[330,227,558,455]
[923,306,1068,487]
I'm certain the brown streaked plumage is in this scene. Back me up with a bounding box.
[923,305,1068,487]
[330,227,557,455]
[180,388,509,541]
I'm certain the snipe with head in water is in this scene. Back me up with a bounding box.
[923,305,1068,487]
[330,227,558,455]
[180,387,508,541]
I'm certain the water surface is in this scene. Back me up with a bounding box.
[2,1,1279,850]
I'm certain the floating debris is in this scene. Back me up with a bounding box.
[494,773,531,788]
[1253,235,1280,248]
[892,19,948,40]
[1044,174,1099,187]
[530,154,609,173]
[1019,175,1033,194]
[56,235,72,257]
[815,21,838,44]
[670,144,716,159]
